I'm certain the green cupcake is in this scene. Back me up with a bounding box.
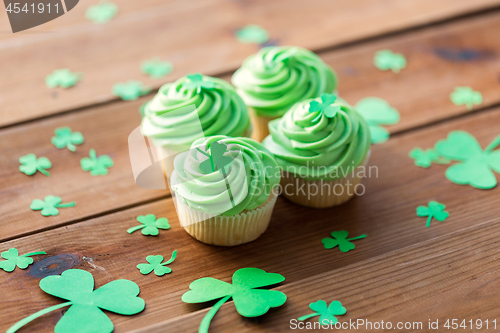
[232,46,337,141]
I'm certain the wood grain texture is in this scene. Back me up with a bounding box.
[3,10,500,240]
[1,0,500,127]
[1,108,499,332]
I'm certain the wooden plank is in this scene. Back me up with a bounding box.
[138,217,500,333]
[1,0,500,127]
[3,9,500,239]
[1,108,500,332]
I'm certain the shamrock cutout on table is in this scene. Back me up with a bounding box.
[235,25,269,44]
[0,248,46,272]
[298,300,346,325]
[45,69,82,89]
[416,201,449,228]
[51,127,84,152]
[409,148,450,168]
[86,1,118,24]
[182,268,286,333]
[450,86,483,110]
[137,250,177,276]
[141,58,173,79]
[80,149,114,176]
[127,214,170,236]
[30,196,76,217]
[7,269,145,333]
[309,93,341,122]
[112,80,150,101]
[197,141,234,174]
[374,49,407,73]
[355,97,400,144]
[435,131,500,189]
[322,230,367,252]
[19,153,52,176]
[184,74,215,93]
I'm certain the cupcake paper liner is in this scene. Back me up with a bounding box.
[249,108,278,142]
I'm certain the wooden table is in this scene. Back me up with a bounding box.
[2,1,500,332]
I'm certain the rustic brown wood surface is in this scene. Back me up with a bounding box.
[1,1,500,333]
[1,0,500,127]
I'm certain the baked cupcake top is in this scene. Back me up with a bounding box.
[171,135,280,216]
[231,46,337,118]
[262,94,371,181]
[141,74,251,152]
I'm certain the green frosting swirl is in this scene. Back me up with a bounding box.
[262,96,371,181]
[171,135,280,216]
[231,46,337,117]
[141,74,251,152]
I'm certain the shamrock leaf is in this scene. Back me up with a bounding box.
[112,80,150,101]
[80,149,114,176]
[51,127,84,152]
[182,268,286,333]
[308,93,340,122]
[450,86,483,110]
[409,148,450,168]
[19,154,52,177]
[137,250,177,276]
[435,131,500,189]
[322,230,367,252]
[235,25,269,44]
[127,214,170,236]
[416,201,449,228]
[30,195,76,217]
[86,1,118,24]
[141,58,173,79]
[45,69,82,89]
[355,97,400,144]
[298,300,346,325]
[7,269,145,333]
[184,74,215,93]
[374,49,407,73]
[0,248,46,272]
[197,141,234,174]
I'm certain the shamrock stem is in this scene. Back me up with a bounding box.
[196,148,210,158]
[485,134,500,153]
[37,167,50,177]
[297,312,320,321]
[221,169,235,207]
[347,234,367,241]
[7,301,73,333]
[199,295,231,333]
[162,250,177,265]
[67,143,76,152]
[426,216,433,228]
[20,251,47,257]
[127,225,144,234]
[56,202,76,208]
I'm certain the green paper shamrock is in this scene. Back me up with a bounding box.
[7,269,145,333]
[355,97,400,144]
[416,201,449,227]
[298,300,346,325]
[309,93,340,122]
[127,214,170,236]
[322,230,367,252]
[51,127,84,152]
[374,49,406,73]
[80,149,114,176]
[184,74,215,93]
[235,25,269,44]
[197,141,234,174]
[137,250,177,276]
[182,268,286,333]
[450,86,483,110]
[141,58,173,79]
[30,196,76,217]
[85,1,118,24]
[0,248,46,272]
[45,69,82,89]
[19,153,52,176]
[435,131,500,189]
[112,81,150,101]
[409,148,450,168]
